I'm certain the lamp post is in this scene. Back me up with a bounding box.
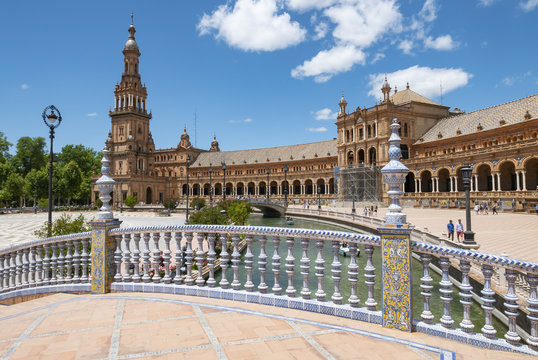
[196,171,200,210]
[461,165,476,245]
[168,175,171,215]
[317,185,321,210]
[266,168,270,201]
[42,105,62,237]
[209,164,213,205]
[351,183,356,214]
[222,162,226,201]
[186,155,190,223]
[283,164,288,207]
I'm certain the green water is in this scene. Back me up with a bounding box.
[216,214,507,337]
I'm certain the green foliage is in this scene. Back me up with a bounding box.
[23,168,48,201]
[227,201,252,225]
[37,198,49,208]
[163,198,177,210]
[0,131,12,161]
[12,136,47,176]
[124,195,137,208]
[33,213,90,238]
[188,205,229,225]
[187,200,252,225]
[190,198,206,210]
[58,145,100,175]
[0,172,24,206]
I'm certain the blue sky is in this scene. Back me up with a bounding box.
[1,0,536,153]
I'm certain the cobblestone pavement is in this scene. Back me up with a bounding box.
[0,293,530,360]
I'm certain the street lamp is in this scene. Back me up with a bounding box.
[209,164,213,205]
[186,155,190,223]
[42,105,62,237]
[317,185,321,210]
[266,168,270,201]
[461,165,476,245]
[351,183,356,214]
[196,171,200,210]
[283,164,288,207]
[222,162,226,201]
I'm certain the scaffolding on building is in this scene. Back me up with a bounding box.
[337,164,382,203]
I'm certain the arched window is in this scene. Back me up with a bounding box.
[373,123,376,137]
[367,125,372,138]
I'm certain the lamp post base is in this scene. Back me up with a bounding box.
[463,230,478,247]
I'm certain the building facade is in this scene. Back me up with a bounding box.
[93,21,538,212]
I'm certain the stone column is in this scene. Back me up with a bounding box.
[418,179,422,193]
[414,179,418,193]
[454,176,458,192]
[497,173,501,191]
[91,149,122,294]
[522,170,527,190]
[516,171,521,191]
[378,119,414,332]
[473,175,478,192]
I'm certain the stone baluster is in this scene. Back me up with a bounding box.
[141,233,151,283]
[503,269,521,345]
[184,232,194,286]
[331,241,343,304]
[152,232,161,283]
[42,244,51,286]
[300,238,311,299]
[420,254,434,324]
[196,232,205,287]
[173,232,183,285]
[458,260,474,333]
[258,235,268,293]
[364,245,377,311]
[162,232,172,284]
[72,240,81,283]
[64,242,73,283]
[348,242,359,307]
[35,246,43,286]
[114,235,123,282]
[439,257,454,328]
[285,236,296,297]
[56,242,65,284]
[315,240,326,301]
[14,251,21,289]
[207,233,217,288]
[22,248,30,288]
[219,233,230,289]
[0,254,4,292]
[480,264,497,339]
[271,236,282,295]
[132,233,141,283]
[526,273,538,351]
[123,234,132,282]
[244,235,254,292]
[231,234,241,290]
[81,238,90,282]
[8,253,16,290]
[50,243,58,285]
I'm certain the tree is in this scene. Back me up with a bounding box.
[12,137,46,176]
[0,172,23,206]
[124,195,137,208]
[190,198,206,210]
[0,131,12,162]
[163,198,177,210]
[23,168,48,205]
[227,201,252,225]
[34,214,89,238]
[59,145,100,176]
[62,161,83,206]
[188,205,229,225]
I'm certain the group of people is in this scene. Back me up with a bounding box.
[446,219,465,242]
[363,206,377,217]
[473,202,498,215]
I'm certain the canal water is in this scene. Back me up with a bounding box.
[219,213,507,337]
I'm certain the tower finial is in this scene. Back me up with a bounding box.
[131,12,134,25]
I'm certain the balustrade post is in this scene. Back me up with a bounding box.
[56,242,65,284]
[22,248,30,288]
[219,232,230,289]
[49,244,58,285]
[64,242,73,283]
[503,269,521,345]
[9,253,16,290]
[173,232,182,285]
[480,264,497,339]
[315,240,326,301]
[42,245,50,286]
[526,273,538,351]
[347,242,359,307]
[331,241,343,304]
[0,254,4,292]
[458,260,474,333]
[272,236,282,295]
[285,236,296,297]
[72,240,80,283]
[141,233,151,283]
[207,233,217,288]
[439,257,454,328]
[81,238,90,283]
[35,246,43,286]
[132,233,141,283]
[14,250,22,289]
[364,245,377,311]
[184,232,194,286]
[123,234,132,282]
[196,233,205,287]
[258,235,268,293]
[151,232,162,283]
[300,238,311,299]
[231,234,241,290]
[114,235,123,283]
[163,232,172,284]
[244,235,254,292]
[420,254,434,324]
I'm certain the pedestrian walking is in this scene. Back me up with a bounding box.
[492,202,498,215]
[446,220,455,241]
[455,219,464,242]
[374,205,378,216]
[474,204,480,215]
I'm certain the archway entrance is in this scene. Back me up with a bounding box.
[146,187,152,204]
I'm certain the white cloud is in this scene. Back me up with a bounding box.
[371,52,385,64]
[502,77,515,86]
[520,0,538,11]
[286,0,336,12]
[314,108,337,120]
[313,22,328,40]
[398,40,414,54]
[324,0,402,48]
[424,34,458,50]
[307,127,328,132]
[21,83,29,90]
[87,112,97,117]
[367,65,472,99]
[229,118,254,123]
[243,117,253,123]
[291,45,366,82]
[419,0,437,23]
[197,0,306,52]
[478,0,497,6]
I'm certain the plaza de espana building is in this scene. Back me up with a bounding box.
[93,21,538,212]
